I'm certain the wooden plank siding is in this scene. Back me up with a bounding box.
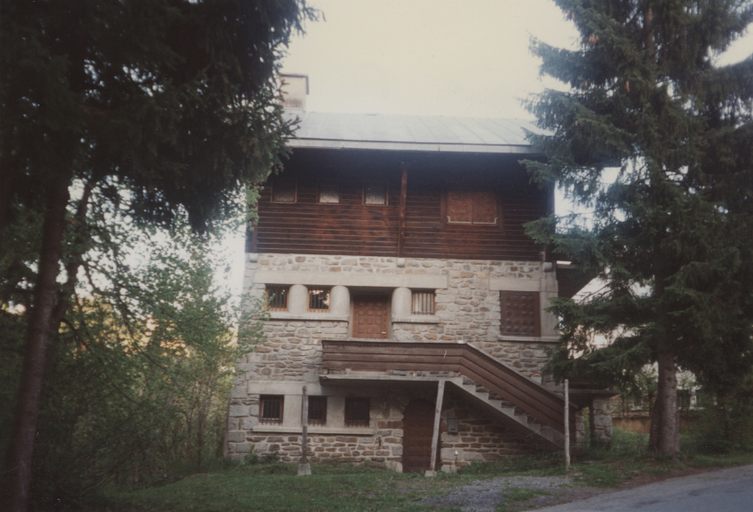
[321,339,576,437]
[248,148,551,260]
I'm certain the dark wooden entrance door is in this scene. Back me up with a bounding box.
[402,399,438,473]
[352,295,389,339]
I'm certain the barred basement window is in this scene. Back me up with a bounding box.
[308,287,331,311]
[260,395,284,424]
[266,285,289,311]
[308,396,327,425]
[345,397,370,427]
[499,291,540,337]
[363,182,387,205]
[411,290,435,315]
[271,179,297,203]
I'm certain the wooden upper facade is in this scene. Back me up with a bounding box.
[248,148,552,261]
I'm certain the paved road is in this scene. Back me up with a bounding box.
[532,464,753,512]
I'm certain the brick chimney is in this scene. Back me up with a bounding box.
[280,73,308,110]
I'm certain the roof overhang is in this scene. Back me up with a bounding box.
[288,138,538,155]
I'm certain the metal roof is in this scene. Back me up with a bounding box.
[285,111,539,154]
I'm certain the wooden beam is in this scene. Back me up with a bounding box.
[397,164,408,256]
[429,379,446,474]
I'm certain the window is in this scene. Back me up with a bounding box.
[266,285,289,311]
[499,291,540,337]
[363,182,387,205]
[318,184,339,204]
[345,397,370,427]
[308,287,331,311]
[271,179,297,203]
[411,290,435,315]
[446,190,498,224]
[308,396,327,425]
[260,395,284,424]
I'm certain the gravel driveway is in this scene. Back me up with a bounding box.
[422,475,580,512]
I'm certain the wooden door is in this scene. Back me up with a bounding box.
[402,399,439,473]
[352,295,389,339]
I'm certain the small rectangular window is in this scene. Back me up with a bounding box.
[308,287,331,311]
[345,397,370,427]
[271,179,297,203]
[499,291,540,337]
[447,190,497,224]
[363,183,387,205]
[260,395,284,424]
[318,184,340,204]
[411,290,435,315]
[308,396,327,425]
[266,285,289,311]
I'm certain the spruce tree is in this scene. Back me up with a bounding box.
[0,1,312,509]
[526,0,753,456]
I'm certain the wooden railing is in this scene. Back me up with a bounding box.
[321,339,575,434]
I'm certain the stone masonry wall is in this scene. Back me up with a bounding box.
[227,252,567,466]
[439,391,553,471]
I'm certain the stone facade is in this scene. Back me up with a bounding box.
[227,252,608,468]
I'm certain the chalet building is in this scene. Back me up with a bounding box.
[226,78,611,473]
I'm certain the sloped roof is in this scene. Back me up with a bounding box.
[286,111,540,154]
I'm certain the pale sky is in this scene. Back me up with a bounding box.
[222,0,752,296]
[282,0,578,119]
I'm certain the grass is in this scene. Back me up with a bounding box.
[87,430,753,512]
[93,463,476,512]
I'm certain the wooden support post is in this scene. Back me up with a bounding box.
[428,379,446,476]
[397,165,408,257]
[564,378,571,472]
[298,385,311,476]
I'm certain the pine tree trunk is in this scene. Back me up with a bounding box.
[3,173,70,512]
[650,350,679,456]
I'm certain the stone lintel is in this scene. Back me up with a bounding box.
[254,270,448,289]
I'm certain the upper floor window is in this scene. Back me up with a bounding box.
[363,182,387,206]
[308,287,331,311]
[446,190,498,225]
[265,285,289,311]
[499,290,540,337]
[318,184,340,204]
[308,396,327,425]
[260,395,284,424]
[271,179,297,203]
[411,290,436,315]
[344,397,370,427]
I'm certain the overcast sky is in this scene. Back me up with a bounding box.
[282,0,752,119]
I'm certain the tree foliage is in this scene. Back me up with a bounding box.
[1,2,313,509]
[526,0,753,455]
[1,188,261,509]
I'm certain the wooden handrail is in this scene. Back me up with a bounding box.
[321,339,575,435]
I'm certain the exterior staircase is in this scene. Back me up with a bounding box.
[320,339,576,448]
[451,376,566,447]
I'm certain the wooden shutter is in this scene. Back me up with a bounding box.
[472,191,498,224]
[447,191,472,223]
[499,291,540,336]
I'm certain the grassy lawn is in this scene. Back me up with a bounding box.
[92,463,479,512]
[89,431,753,512]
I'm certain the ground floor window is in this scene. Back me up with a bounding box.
[260,395,284,424]
[344,397,370,427]
[308,396,327,425]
